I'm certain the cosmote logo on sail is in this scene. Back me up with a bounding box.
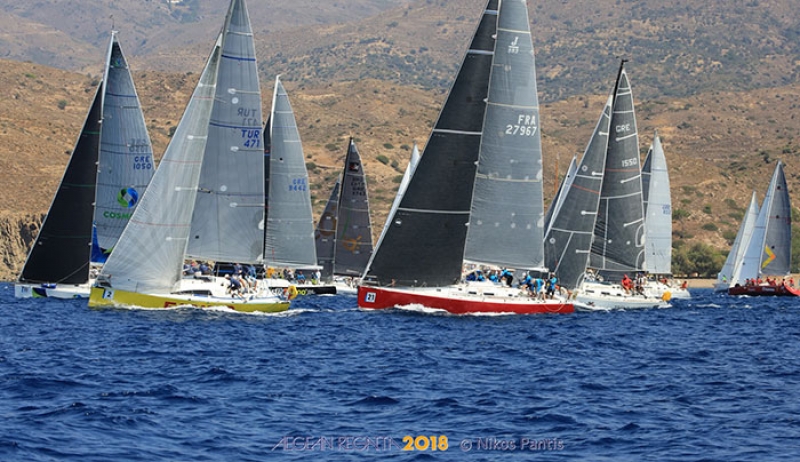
[103,187,139,219]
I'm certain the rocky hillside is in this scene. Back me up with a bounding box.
[1,56,799,280]
[2,0,799,102]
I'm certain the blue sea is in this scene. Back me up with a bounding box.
[1,282,799,461]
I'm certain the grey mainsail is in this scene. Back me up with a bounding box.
[263,77,318,268]
[363,0,498,287]
[332,139,373,276]
[98,37,221,293]
[739,161,791,281]
[187,0,264,264]
[642,131,673,274]
[93,32,154,260]
[588,63,646,279]
[464,0,545,271]
[544,96,612,290]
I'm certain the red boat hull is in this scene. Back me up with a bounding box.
[728,282,800,297]
[357,285,574,315]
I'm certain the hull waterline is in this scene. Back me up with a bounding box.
[15,282,92,299]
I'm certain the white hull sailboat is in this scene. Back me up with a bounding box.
[571,62,669,310]
[359,0,573,315]
[90,0,289,313]
[16,32,154,300]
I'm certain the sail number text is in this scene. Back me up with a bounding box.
[133,155,153,170]
[289,178,307,192]
[506,114,537,137]
[241,128,261,149]
[128,138,150,153]
[621,158,638,168]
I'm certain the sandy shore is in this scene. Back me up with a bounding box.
[684,278,715,289]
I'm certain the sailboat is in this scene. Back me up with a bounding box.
[15,31,154,299]
[260,76,335,297]
[727,161,797,296]
[543,96,612,292]
[640,132,690,299]
[314,138,374,294]
[715,192,759,292]
[358,0,573,315]
[89,0,289,312]
[573,62,670,310]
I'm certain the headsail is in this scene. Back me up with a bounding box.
[98,37,222,293]
[187,0,264,264]
[363,142,420,278]
[588,62,646,279]
[464,0,545,271]
[642,132,673,274]
[544,155,577,238]
[93,32,155,261]
[263,77,318,268]
[544,96,612,290]
[363,0,498,287]
[719,191,759,286]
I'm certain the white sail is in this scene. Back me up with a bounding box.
[187,0,264,264]
[719,191,759,287]
[642,132,672,274]
[98,38,222,293]
[737,161,791,282]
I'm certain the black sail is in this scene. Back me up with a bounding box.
[333,139,373,276]
[18,85,103,284]
[314,179,339,279]
[589,63,646,279]
[364,0,498,287]
[544,97,612,289]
